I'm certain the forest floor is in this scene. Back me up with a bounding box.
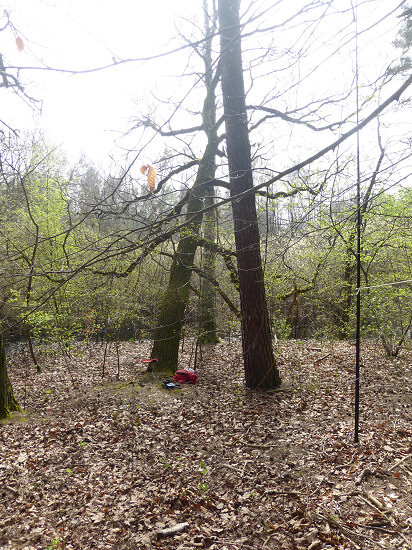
[0,339,411,550]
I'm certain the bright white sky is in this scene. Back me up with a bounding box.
[2,0,198,166]
[0,0,409,178]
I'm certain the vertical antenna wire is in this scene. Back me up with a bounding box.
[353,0,362,444]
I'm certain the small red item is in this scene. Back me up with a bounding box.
[141,358,158,375]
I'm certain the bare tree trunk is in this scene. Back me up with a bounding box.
[219,0,281,389]
[0,332,21,419]
[151,5,220,372]
[151,137,219,372]
[199,184,220,343]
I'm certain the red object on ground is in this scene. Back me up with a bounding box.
[173,369,198,384]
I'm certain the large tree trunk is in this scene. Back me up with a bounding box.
[219,0,281,389]
[0,333,21,419]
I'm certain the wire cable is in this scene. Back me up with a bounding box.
[352,0,362,444]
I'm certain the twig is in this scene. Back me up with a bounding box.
[157,522,189,539]
[262,534,273,547]
[240,460,251,476]
[313,353,331,364]
[355,468,372,485]
[313,512,373,543]
[399,532,412,550]
[388,453,412,472]
[358,494,393,525]
[357,524,396,534]
[220,464,244,475]
[242,442,278,449]
[362,491,389,512]
[223,439,278,449]
[265,490,301,496]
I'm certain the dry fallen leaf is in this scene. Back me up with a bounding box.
[1,340,411,549]
[140,164,157,194]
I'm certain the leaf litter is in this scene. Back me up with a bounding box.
[0,339,411,549]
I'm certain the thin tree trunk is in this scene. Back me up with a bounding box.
[0,332,21,419]
[335,142,385,339]
[197,0,219,345]
[27,327,40,372]
[219,0,281,389]
[199,184,220,343]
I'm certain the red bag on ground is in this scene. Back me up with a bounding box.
[173,369,198,384]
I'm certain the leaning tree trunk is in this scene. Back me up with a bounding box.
[0,332,21,419]
[219,0,281,389]
[151,138,218,372]
[151,7,219,372]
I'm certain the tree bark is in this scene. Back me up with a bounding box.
[151,5,220,372]
[0,332,21,419]
[198,1,220,345]
[199,183,220,343]
[151,143,218,371]
[219,0,281,389]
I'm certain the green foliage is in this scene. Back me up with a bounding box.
[197,460,209,498]
[197,481,209,498]
[0,135,167,348]
[160,457,170,470]
[390,5,412,75]
[1,130,411,357]
[199,460,208,476]
[46,538,62,550]
[262,180,412,349]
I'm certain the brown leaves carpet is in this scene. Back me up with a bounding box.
[1,340,411,549]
